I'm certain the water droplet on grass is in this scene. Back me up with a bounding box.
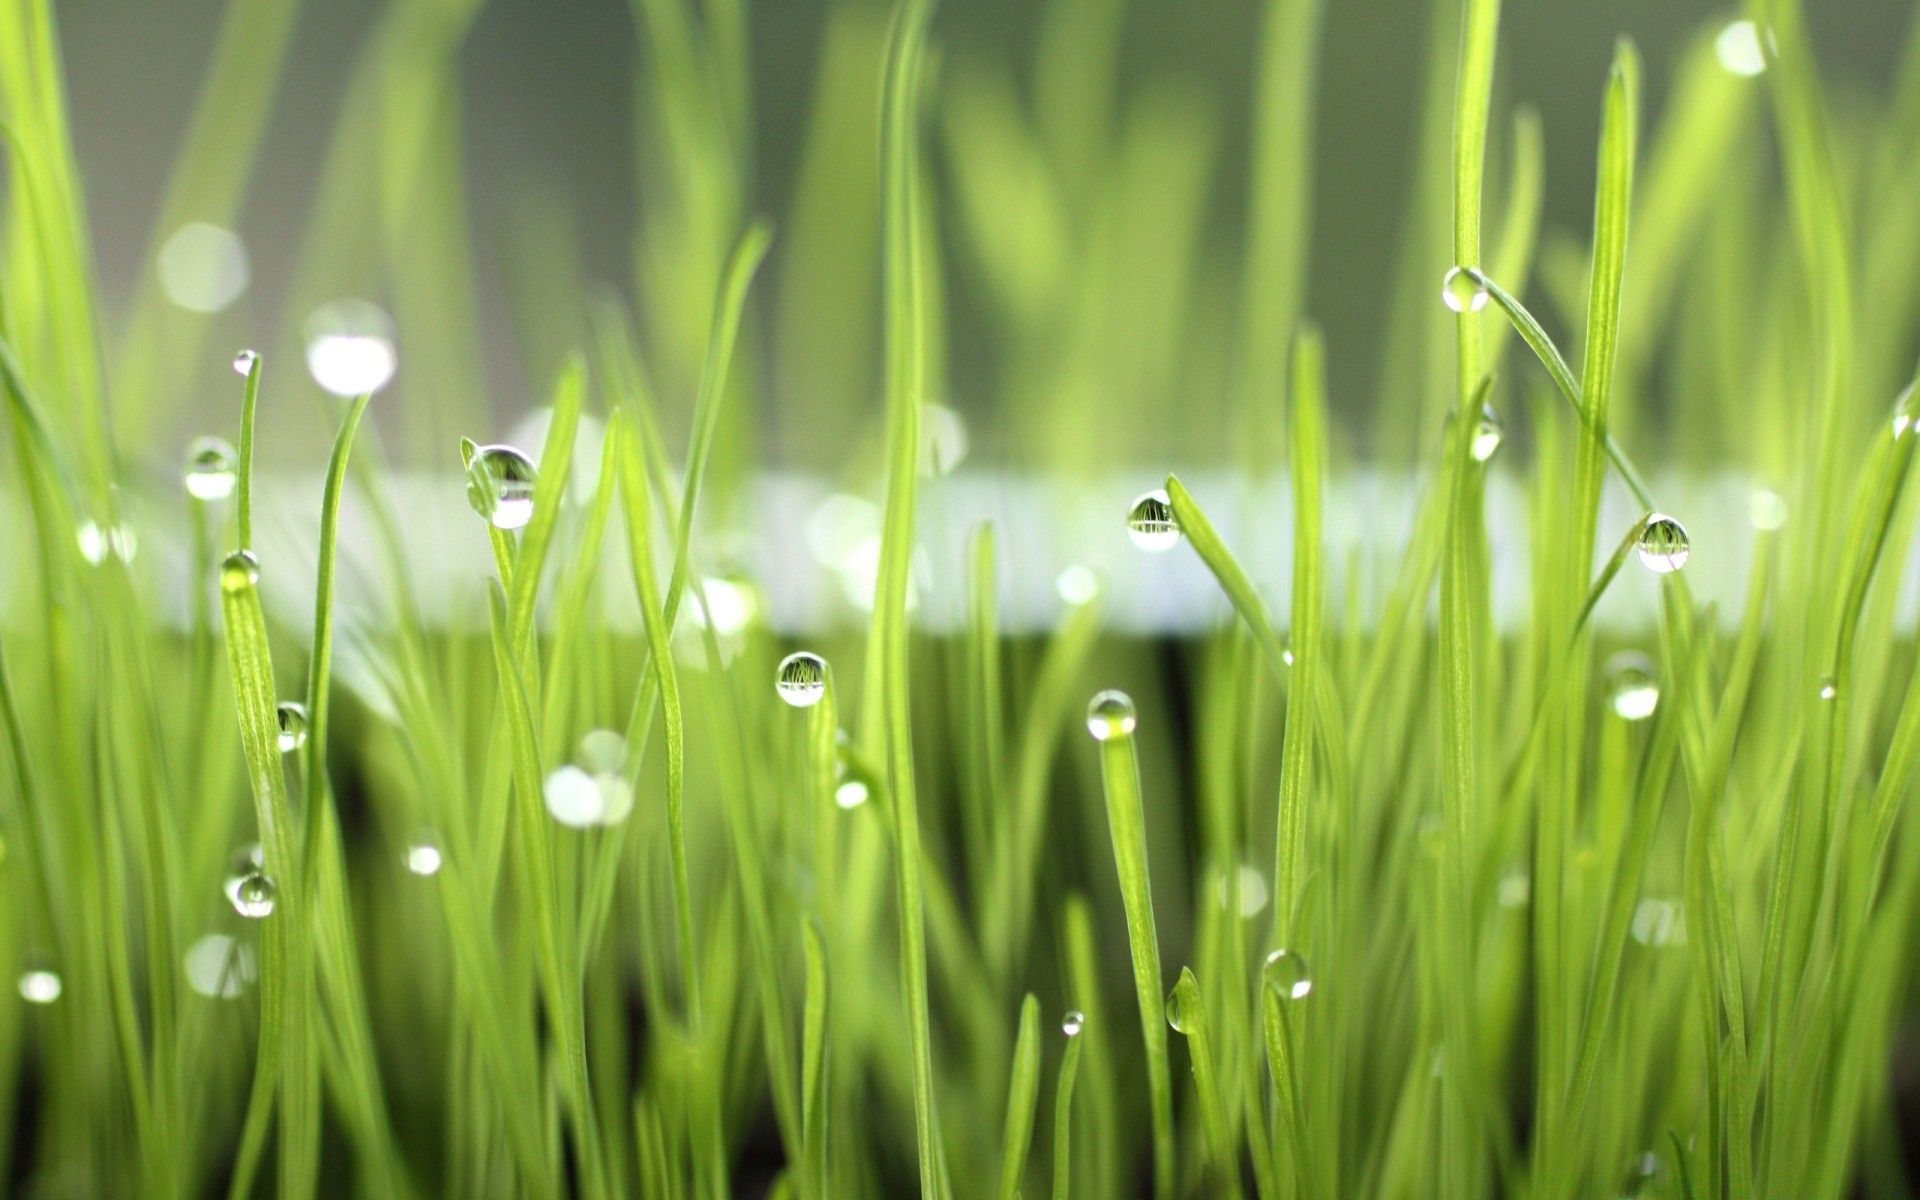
[776,652,828,708]
[1819,676,1837,701]
[78,521,138,565]
[1635,514,1690,574]
[230,872,277,918]
[834,780,869,810]
[1630,899,1681,946]
[465,445,538,530]
[232,349,259,376]
[1606,653,1659,721]
[1126,490,1180,552]
[1715,20,1766,76]
[1165,972,1201,1034]
[544,765,605,828]
[305,299,396,396]
[1262,948,1312,1000]
[275,702,307,753]
[185,436,238,501]
[1061,1010,1085,1037]
[406,834,443,876]
[17,965,61,1005]
[1471,405,1503,462]
[1086,690,1136,741]
[220,550,259,592]
[1442,266,1489,313]
[1056,564,1100,606]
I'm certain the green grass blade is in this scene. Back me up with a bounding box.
[1167,967,1241,1200]
[995,993,1042,1200]
[1051,1011,1084,1200]
[1273,326,1325,945]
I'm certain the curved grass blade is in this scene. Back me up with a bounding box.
[1167,968,1241,1200]
[995,994,1042,1200]
[1051,1008,1084,1200]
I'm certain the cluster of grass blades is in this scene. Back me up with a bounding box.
[6,0,1920,1195]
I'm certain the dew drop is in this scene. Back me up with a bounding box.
[405,833,443,877]
[1056,564,1100,606]
[920,404,969,475]
[1061,1010,1085,1037]
[220,549,260,592]
[17,964,61,1005]
[185,933,255,999]
[1605,652,1660,721]
[834,780,870,810]
[1126,490,1181,552]
[232,348,259,376]
[1442,266,1489,313]
[1262,948,1313,1001]
[1819,676,1837,701]
[304,299,396,396]
[230,871,277,919]
[776,652,829,708]
[1471,405,1503,462]
[1715,20,1766,76]
[1621,1150,1666,1196]
[1085,690,1136,741]
[544,765,605,828]
[1635,514,1690,574]
[77,520,138,565]
[222,842,265,908]
[275,701,308,753]
[1749,488,1787,532]
[1165,972,1201,1035]
[185,436,238,501]
[464,444,539,530]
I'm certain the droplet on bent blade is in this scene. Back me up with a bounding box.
[1605,652,1659,721]
[185,436,239,501]
[1471,404,1503,462]
[464,444,539,531]
[1085,690,1136,742]
[230,871,277,919]
[1441,266,1490,313]
[776,652,829,708]
[1262,948,1313,1001]
[1125,490,1181,552]
[220,550,260,592]
[1165,974,1200,1035]
[275,701,308,753]
[1061,1010,1085,1037]
[1635,514,1690,574]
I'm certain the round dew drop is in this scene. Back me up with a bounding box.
[1263,948,1313,1001]
[1471,404,1503,462]
[1061,1010,1085,1038]
[834,780,869,810]
[220,550,260,592]
[1635,514,1690,574]
[17,967,61,1005]
[223,842,265,907]
[230,871,277,919]
[185,436,238,501]
[465,444,539,530]
[1441,266,1489,314]
[1126,490,1181,552]
[1085,690,1137,741]
[275,701,308,753]
[406,835,443,876]
[1165,977,1200,1035]
[1605,652,1659,721]
[232,348,259,376]
[1818,676,1837,701]
[776,652,829,708]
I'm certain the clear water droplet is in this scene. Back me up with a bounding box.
[185,436,238,501]
[1165,972,1201,1035]
[220,549,259,592]
[1715,20,1766,76]
[1749,488,1787,531]
[1086,690,1137,741]
[275,702,308,753]
[1818,676,1837,701]
[17,963,61,1005]
[1442,266,1489,313]
[1635,514,1690,574]
[232,348,259,376]
[223,842,264,908]
[834,780,870,810]
[1262,948,1313,1000]
[544,766,605,828]
[1061,1010,1085,1037]
[185,933,255,998]
[230,871,277,918]
[1056,564,1100,606]
[464,444,538,530]
[1606,652,1660,721]
[776,652,829,708]
[406,833,443,876]
[1126,490,1181,552]
[1471,405,1503,462]
[304,299,396,396]
[77,520,138,565]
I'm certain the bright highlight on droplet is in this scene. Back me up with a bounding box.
[1818,676,1837,701]
[233,349,258,376]
[77,521,138,565]
[1471,404,1503,462]
[1262,948,1313,1000]
[305,300,396,396]
[921,403,969,475]
[220,549,260,592]
[1086,689,1136,741]
[1635,514,1690,574]
[158,223,250,313]
[1126,490,1181,552]
[1061,1010,1085,1037]
[1749,488,1787,532]
[1165,973,1200,1034]
[406,836,443,876]
[1606,652,1660,721]
[1715,20,1767,77]
[464,444,539,530]
[834,780,869,810]
[185,934,255,999]
[1057,564,1100,606]
[184,436,238,501]
[17,968,61,1005]
[275,702,308,753]
[776,652,829,708]
[544,765,605,828]
[1441,266,1489,313]
[230,871,277,919]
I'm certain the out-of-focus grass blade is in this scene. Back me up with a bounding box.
[1051,1007,1084,1200]
[995,993,1041,1200]
[801,917,831,1200]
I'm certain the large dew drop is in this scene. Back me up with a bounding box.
[305,299,396,396]
[185,933,255,999]
[220,550,260,592]
[1441,266,1489,313]
[1125,490,1181,552]
[1262,948,1313,1001]
[186,437,238,501]
[1061,1010,1085,1037]
[1605,652,1659,721]
[230,871,277,919]
[275,701,308,753]
[465,445,539,530]
[1165,970,1202,1035]
[1635,514,1690,574]
[1471,405,1503,462]
[1086,690,1136,741]
[776,652,829,708]
[405,834,443,877]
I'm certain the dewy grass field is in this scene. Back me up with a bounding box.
[3,0,1920,1194]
